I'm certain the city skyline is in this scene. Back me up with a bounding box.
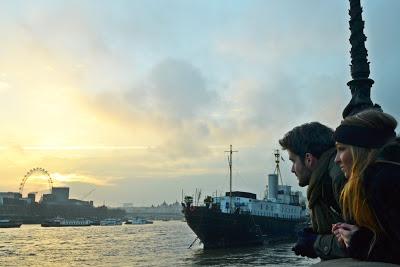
[1,1,400,206]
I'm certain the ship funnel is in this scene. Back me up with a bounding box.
[268,174,278,200]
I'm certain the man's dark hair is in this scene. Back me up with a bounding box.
[279,122,335,159]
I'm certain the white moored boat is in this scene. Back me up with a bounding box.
[100,218,122,226]
[41,217,91,227]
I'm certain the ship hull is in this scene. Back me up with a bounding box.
[41,218,92,227]
[0,223,22,228]
[183,206,303,249]
[41,223,91,227]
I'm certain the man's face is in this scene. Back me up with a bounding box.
[288,150,312,187]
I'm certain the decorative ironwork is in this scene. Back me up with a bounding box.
[342,0,382,118]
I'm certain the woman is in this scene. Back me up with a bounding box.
[332,109,400,264]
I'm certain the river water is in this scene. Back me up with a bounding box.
[0,221,318,266]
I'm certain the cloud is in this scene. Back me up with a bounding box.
[51,172,113,187]
[0,1,399,206]
[146,59,215,119]
[92,58,217,122]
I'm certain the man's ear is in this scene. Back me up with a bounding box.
[304,153,317,169]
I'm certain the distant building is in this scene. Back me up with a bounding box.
[121,201,183,220]
[0,188,122,223]
[0,192,23,205]
[27,193,36,203]
[68,199,93,207]
[0,192,22,199]
[38,187,93,207]
[51,187,69,202]
[41,193,56,203]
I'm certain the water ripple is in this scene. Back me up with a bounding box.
[0,222,318,266]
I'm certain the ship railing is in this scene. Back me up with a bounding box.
[239,206,250,213]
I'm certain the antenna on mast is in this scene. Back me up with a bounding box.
[273,149,284,186]
[225,144,238,213]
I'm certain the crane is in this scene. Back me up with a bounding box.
[81,188,96,200]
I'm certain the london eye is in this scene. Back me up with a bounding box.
[19,167,53,196]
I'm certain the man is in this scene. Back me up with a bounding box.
[279,122,347,260]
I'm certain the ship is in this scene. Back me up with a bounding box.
[126,217,154,225]
[0,219,22,228]
[41,217,92,227]
[182,146,308,249]
[99,218,122,226]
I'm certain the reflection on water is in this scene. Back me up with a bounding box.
[189,242,318,266]
[0,221,318,266]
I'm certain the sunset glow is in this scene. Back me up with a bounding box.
[0,1,399,206]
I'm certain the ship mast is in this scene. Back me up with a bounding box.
[273,149,283,186]
[225,145,237,213]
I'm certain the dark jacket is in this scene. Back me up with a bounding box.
[307,148,348,259]
[347,140,400,264]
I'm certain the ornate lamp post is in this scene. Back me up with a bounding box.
[342,0,382,118]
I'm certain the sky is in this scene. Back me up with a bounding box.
[0,0,399,206]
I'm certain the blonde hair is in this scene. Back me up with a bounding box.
[340,110,397,234]
[341,146,379,230]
